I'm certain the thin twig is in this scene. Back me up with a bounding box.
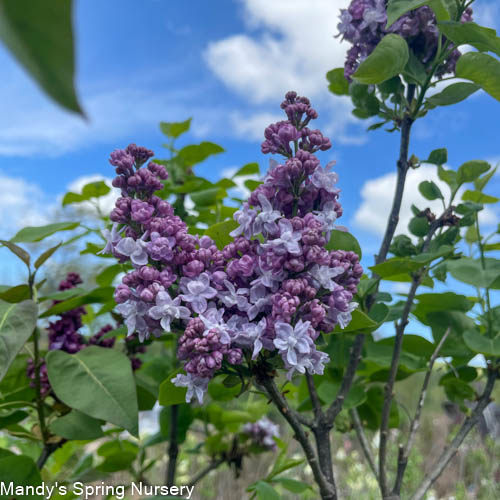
[188,457,225,487]
[375,85,415,266]
[350,408,379,482]
[306,371,323,421]
[260,376,336,500]
[392,327,451,495]
[409,365,498,500]
[378,221,439,497]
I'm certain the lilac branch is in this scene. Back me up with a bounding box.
[409,365,498,500]
[350,408,379,482]
[392,327,451,495]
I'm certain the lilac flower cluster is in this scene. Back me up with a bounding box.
[242,417,280,451]
[107,92,362,405]
[338,0,473,79]
[27,274,134,397]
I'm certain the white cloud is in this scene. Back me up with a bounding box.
[353,164,498,237]
[0,172,52,239]
[204,0,359,143]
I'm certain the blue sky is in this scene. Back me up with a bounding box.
[0,0,499,288]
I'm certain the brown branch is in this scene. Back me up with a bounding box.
[166,404,179,486]
[259,375,336,500]
[350,408,379,482]
[378,220,439,498]
[375,85,416,266]
[409,365,498,500]
[392,327,451,495]
[306,371,323,421]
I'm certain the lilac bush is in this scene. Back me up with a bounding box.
[338,0,473,79]
[105,92,362,403]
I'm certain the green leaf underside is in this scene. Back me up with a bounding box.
[0,300,38,382]
[46,347,138,435]
[0,0,83,114]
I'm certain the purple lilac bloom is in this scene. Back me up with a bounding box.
[243,417,280,450]
[106,95,362,389]
[338,0,474,79]
[148,291,190,332]
[172,373,210,404]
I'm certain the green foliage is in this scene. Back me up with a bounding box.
[353,34,409,84]
[0,300,37,382]
[177,141,225,167]
[0,0,83,114]
[158,371,187,406]
[327,68,349,96]
[456,52,500,102]
[386,0,453,29]
[418,180,443,200]
[11,222,79,243]
[437,21,500,57]
[160,118,192,139]
[46,347,139,435]
[426,82,481,107]
[50,410,104,440]
[326,229,362,258]
[62,181,111,206]
[0,454,41,497]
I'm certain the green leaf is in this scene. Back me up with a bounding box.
[386,0,452,29]
[457,160,490,184]
[0,0,83,115]
[0,284,30,303]
[46,347,138,436]
[273,478,310,493]
[437,21,500,57]
[0,300,37,383]
[252,481,280,500]
[11,222,79,243]
[233,163,260,177]
[95,264,123,287]
[403,49,428,85]
[427,82,480,107]
[34,242,62,269]
[370,257,423,278]
[158,370,187,406]
[0,454,41,498]
[419,180,443,200]
[0,239,30,266]
[456,52,500,102]
[190,187,225,206]
[426,148,447,166]
[326,229,362,259]
[474,165,498,192]
[177,142,224,167]
[50,410,104,440]
[62,181,110,205]
[327,67,349,95]
[462,190,499,204]
[353,34,409,84]
[97,440,138,473]
[159,404,193,444]
[332,309,378,333]
[159,118,192,139]
[40,286,114,318]
[447,257,500,289]
[464,329,500,356]
[204,219,238,250]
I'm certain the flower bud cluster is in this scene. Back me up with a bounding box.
[338,0,473,79]
[107,92,362,404]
